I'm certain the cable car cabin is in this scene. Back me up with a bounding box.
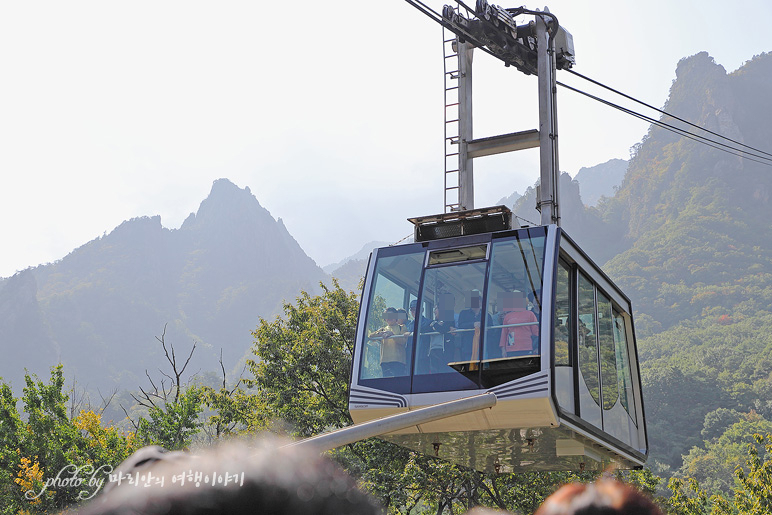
[348,206,648,473]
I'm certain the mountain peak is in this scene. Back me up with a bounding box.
[675,51,725,77]
[210,178,251,197]
[181,179,270,232]
[205,178,258,208]
[175,178,321,279]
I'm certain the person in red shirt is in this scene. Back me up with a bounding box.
[499,290,539,357]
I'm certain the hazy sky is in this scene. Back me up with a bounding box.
[1,1,770,277]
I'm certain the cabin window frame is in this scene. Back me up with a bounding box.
[355,243,426,394]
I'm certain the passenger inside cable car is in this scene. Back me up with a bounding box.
[367,307,410,377]
[497,290,539,357]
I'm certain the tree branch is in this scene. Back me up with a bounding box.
[97,388,118,415]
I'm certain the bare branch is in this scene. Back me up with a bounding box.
[157,324,180,386]
[143,325,199,405]
[158,369,175,384]
[174,341,196,403]
[219,349,227,390]
[68,377,91,420]
[145,370,161,398]
[137,388,157,407]
[178,341,197,379]
[120,403,140,431]
[97,388,118,415]
[229,363,248,395]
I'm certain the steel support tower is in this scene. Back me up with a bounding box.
[443,8,562,227]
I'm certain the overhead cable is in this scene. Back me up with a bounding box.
[566,68,772,159]
[557,81,772,167]
[403,0,446,26]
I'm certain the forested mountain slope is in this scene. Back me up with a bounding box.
[0,179,327,392]
[606,52,772,326]
[597,52,772,475]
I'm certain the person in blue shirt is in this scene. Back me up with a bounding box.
[454,289,492,363]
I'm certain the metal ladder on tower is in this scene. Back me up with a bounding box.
[443,24,461,213]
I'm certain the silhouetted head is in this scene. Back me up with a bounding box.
[78,438,382,515]
[535,479,662,515]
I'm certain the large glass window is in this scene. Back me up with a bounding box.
[554,261,574,413]
[358,231,548,394]
[611,309,638,450]
[412,260,487,393]
[598,292,619,411]
[613,310,636,422]
[577,272,602,429]
[480,233,545,387]
[359,249,424,392]
[597,292,635,444]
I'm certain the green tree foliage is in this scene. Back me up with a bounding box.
[667,433,772,515]
[0,337,263,513]
[733,434,772,514]
[401,456,479,513]
[679,414,772,495]
[122,328,262,448]
[135,387,202,450]
[642,363,726,470]
[0,326,265,513]
[702,409,742,441]
[666,477,713,515]
[0,366,138,513]
[197,375,262,441]
[248,280,359,436]
[340,439,418,512]
[638,313,772,470]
